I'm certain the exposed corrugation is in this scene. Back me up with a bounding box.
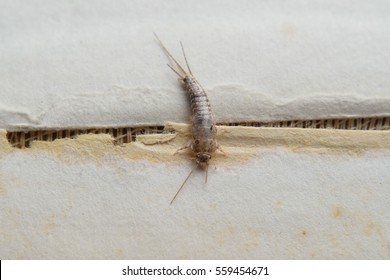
[223,116,390,130]
[6,126,166,148]
[5,116,390,148]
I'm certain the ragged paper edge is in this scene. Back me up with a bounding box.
[1,123,389,167]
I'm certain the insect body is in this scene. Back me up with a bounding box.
[154,34,222,204]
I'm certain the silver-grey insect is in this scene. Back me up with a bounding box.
[154,33,223,204]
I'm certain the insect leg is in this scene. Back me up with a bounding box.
[173,140,192,155]
[216,144,226,155]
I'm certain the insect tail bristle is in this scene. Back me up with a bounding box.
[153,32,188,78]
[167,64,184,79]
[170,164,198,205]
[180,41,193,75]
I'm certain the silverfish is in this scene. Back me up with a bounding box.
[154,33,223,204]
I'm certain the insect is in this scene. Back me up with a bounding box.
[154,33,223,204]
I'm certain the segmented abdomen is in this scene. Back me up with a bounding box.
[184,76,214,128]
[183,75,217,154]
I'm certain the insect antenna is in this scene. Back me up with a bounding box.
[180,41,193,75]
[205,163,209,183]
[154,32,187,78]
[170,164,198,204]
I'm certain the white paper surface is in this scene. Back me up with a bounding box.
[1,128,389,259]
[1,0,390,129]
